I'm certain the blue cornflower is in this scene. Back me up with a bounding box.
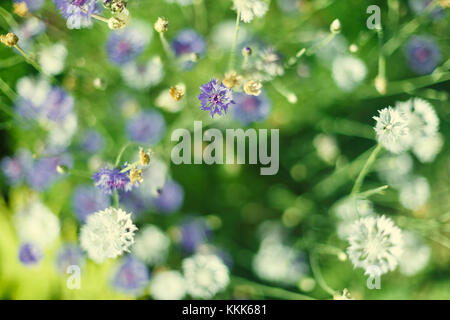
[55,244,85,274]
[19,243,43,266]
[53,0,99,29]
[26,155,73,191]
[198,78,234,119]
[45,87,74,121]
[112,256,150,296]
[172,29,206,69]
[153,180,184,214]
[405,36,441,75]
[1,149,33,185]
[232,89,271,125]
[126,110,166,145]
[92,167,131,195]
[106,22,151,65]
[179,217,212,253]
[72,185,111,222]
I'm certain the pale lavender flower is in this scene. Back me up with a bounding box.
[179,217,212,253]
[112,256,150,296]
[72,185,111,222]
[1,149,33,185]
[405,36,441,75]
[55,244,85,273]
[26,155,73,190]
[172,29,206,69]
[53,0,99,29]
[19,243,43,266]
[198,78,234,119]
[11,17,46,52]
[232,90,271,125]
[92,167,131,195]
[126,110,166,145]
[45,87,74,121]
[153,180,184,214]
[81,129,105,153]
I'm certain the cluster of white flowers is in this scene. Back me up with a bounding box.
[233,0,269,23]
[376,153,413,188]
[38,43,68,76]
[132,225,170,266]
[398,175,430,210]
[150,270,187,300]
[332,55,367,92]
[373,107,410,153]
[80,207,137,263]
[398,231,431,276]
[347,215,403,276]
[182,253,229,299]
[14,201,60,249]
[121,56,164,90]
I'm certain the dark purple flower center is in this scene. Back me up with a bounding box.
[414,47,431,62]
[243,96,258,112]
[71,0,88,6]
[209,93,223,105]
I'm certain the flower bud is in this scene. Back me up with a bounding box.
[241,46,252,57]
[0,33,19,47]
[169,83,186,102]
[375,76,387,95]
[243,80,262,96]
[330,19,341,34]
[108,13,128,30]
[154,17,169,33]
[223,70,242,89]
[13,2,28,17]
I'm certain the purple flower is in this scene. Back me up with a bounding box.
[405,36,441,75]
[14,0,45,12]
[409,0,445,19]
[179,217,212,253]
[232,90,271,125]
[81,129,105,153]
[1,149,33,185]
[112,256,150,295]
[72,185,111,222]
[45,87,74,121]
[126,110,166,145]
[153,180,184,214]
[172,29,206,69]
[53,0,99,29]
[19,243,43,265]
[198,78,234,119]
[92,167,131,195]
[11,17,46,52]
[119,189,149,216]
[106,23,151,66]
[26,155,73,191]
[56,244,85,273]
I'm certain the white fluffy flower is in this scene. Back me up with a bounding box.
[14,201,60,249]
[150,271,186,300]
[16,76,51,108]
[347,215,403,276]
[182,254,229,299]
[38,43,68,75]
[233,0,269,23]
[412,133,443,163]
[373,107,410,153]
[399,231,430,276]
[332,55,367,92]
[253,240,308,284]
[398,176,430,210]
[396,98,439,140]
[139,157,168,196]
[155,89,184,113]
[80,207,137,263]
[121,56,164,90]
[376,153,413,188]
[132,225,170,266]
[333,196,375,240]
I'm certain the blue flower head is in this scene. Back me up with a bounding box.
[92,167,131,195]
[405,36,441,75]
[232,89,271,125]
[53,0,99,30]
[198,78,234,119]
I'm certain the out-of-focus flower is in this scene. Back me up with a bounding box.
[243,80,262,96]
[1,149,33,185]
[45,87,74,121]
[399,231,431,276]
[139,157,168,196]
[0,32,18,47]
[398,176,430,210]
[409,0,446,19]
[38,43,68,76]
[179,217,213,253]
[153,180,184,214]
[198,78,234,119]
[232,90,271,125]
[126,110,166,145]
[373,107,410,153]
[26,155,72,190]
[405,36,441,75]
[332,55,367,92]
[330,19,342,34]
[11,17,46,51]
[182,253,229,299]
[276,0,302,14]
[223,70,242,89]
[156,89,185,113]
[19,243,43,266]
[80,207,137,263]
[81,129,105,154]
[169,83,186,101]
[55,244,85,273]
[132,225,170,266]
[150,271,186,300]
[232,0,269,23]
[53,0,99,29]
[14,201,60,249]
[347,215,403,276]
[376,153,413,188]
[72,185,111,222]
[412,133,443,163]
[92,167,131,195]
[253,47,284,81]
[14,0,45,12]
[211,20,249,51]
[121,57,164,90]
[172,29,206,69]
[106,22,152,65]
[396,98,439,141]
[112,256,150,296]
[313,134,340,164]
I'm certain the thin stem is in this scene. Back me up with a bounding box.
[306,33,335,56]
[228,10,241,71]
[0,77,17,102]
[193,0,207,33]
[309,250,336,297]
[351,144,383,195]
[376,27,386,93]
[357,185,389,198]
[115,142,133,167]
[91,13,109,23]
[271,81,297,104]
[231,276,316,300]
[159,32,174,60]
[13,44,56,81]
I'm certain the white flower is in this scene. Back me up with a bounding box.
[16,76,51,108]
[155,89,184,113]
[373,107,410,153]
[376,153,413,188]
[347,215,403,276]
[253,240,308,285]
[121,56,164,90]
[211,20,249,51]
[332,55,367,92]
[313,134,339,164]
[396,98,439,140]
[139,157,168,196]
[46,113,78,153]
[14,201,60,249]
[80,207,137,263]
[150,271,186,300]
[412,133,443,163]
[233,0,269,23]
[399,231,430,276]
[132,225,170,266]
[182,253,229,298]
[38,43,68,75]
[399,176,430,210]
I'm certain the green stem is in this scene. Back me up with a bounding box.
[228,10,241,71]
[357,185,389,198]
[309,250,336,297]
[159,32,175,60]
[114,142,133,167]
[232,276,316,300]
[351,144,382,195]
[0,77,17,102]
[113,190,119,208]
